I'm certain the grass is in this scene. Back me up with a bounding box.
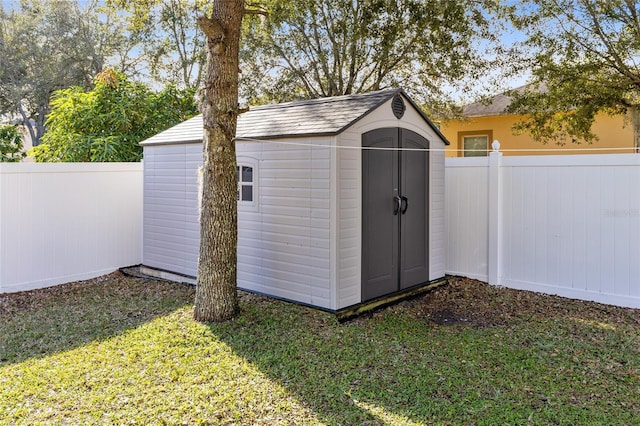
[1,273,640,425]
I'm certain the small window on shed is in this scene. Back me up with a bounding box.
[237,165,254,202]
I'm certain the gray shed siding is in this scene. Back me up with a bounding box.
[142,143,200,277]
[236,137,334,309]
[141,89,449,312]
[141,138,336,308]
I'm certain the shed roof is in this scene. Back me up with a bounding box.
[141,88,449,146]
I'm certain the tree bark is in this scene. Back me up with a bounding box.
[17,104,38,147]
[632,106,640,154]
[194,0,244,322]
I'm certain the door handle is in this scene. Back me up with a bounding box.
[393,195,402,215]
[400,196,408,214]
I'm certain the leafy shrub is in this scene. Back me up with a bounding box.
[0,125,26,162]
[33,68,198,162]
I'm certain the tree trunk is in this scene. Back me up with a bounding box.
[194,0,244,322]
[632,106,640,154]
[17,104,38,147]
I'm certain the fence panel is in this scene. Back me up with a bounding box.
[0,163,143,293]
[445,153,640,309]
[444,157,490,281]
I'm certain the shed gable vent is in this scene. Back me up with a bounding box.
[392,94,406,119]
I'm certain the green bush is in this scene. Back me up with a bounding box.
[32,68,198,162]
[0,125,26,162]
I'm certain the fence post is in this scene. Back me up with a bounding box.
[488,140,503,286]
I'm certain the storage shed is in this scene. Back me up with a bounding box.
[140,88,449,313]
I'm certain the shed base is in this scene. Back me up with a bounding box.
[133,265,447,321]
[138,265,196,284]
[335,278,448,322]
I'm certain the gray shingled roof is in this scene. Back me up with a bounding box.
[236,89,396,139]
[141,89,448,146]
[462,92,515,117]
[461,84,544,117]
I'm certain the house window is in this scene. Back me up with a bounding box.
[458,130,493,157]
[238,165,254,202]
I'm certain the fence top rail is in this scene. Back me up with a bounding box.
[501,153,640,167]
[0,162,143,174]
[445,157,490,167]
[446,153,640,168]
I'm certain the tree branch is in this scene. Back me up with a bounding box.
[244,8,268,17]
[197,16,226,54]
[197,16,225,39]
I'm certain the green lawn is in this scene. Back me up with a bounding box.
[1,273,639,425]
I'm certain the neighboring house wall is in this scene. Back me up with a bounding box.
[441,111,636,157]
[446,152,640,308]
[0,163,143,293]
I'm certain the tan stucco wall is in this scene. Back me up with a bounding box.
[440,112,636,157]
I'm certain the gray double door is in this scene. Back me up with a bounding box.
[362,128,430,301]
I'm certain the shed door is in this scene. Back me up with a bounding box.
[362,128,429,301]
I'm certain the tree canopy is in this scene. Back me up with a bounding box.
[32,69,197,162]
[0,0,129,146]
[504,0,640,147]
[0,0,204,150]
[240,0,499,116]
[105,0,208,90]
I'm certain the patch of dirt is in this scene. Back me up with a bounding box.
[404,276,640,328]
[2,272,640,330]
[0,274,114,316]
[0,270,194,318]
[428,308,474,326]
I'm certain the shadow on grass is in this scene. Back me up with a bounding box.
[0,272,195,366]
[4,273,639,424]
[209,288,640,425]
[209,294,457,425]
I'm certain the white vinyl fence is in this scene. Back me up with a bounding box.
[4,153,640,310]
[0,163,143,293]
[446,148,640,308]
